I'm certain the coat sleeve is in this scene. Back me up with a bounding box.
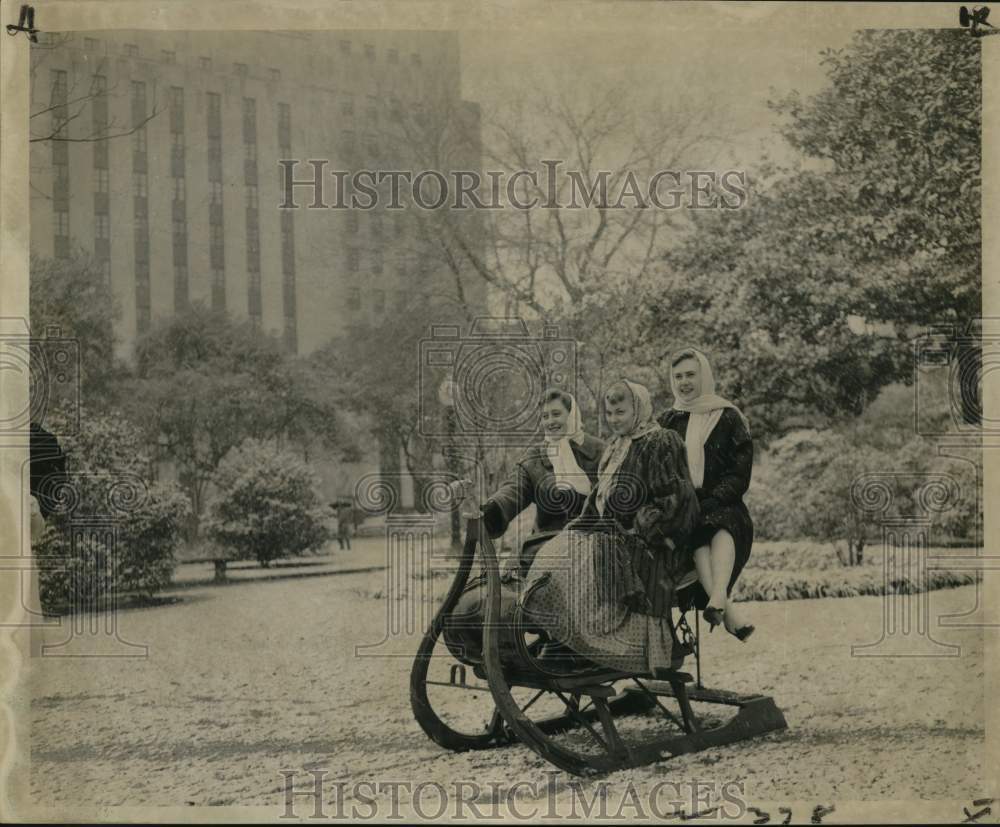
[700,409,753,512]
[482,458,534,538]
[633,430,700,549]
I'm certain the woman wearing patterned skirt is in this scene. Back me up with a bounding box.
[521,379,700,675]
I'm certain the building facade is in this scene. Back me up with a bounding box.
[29,30,485,358]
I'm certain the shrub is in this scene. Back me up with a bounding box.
[204,439,333,566]
[746,421,981,567]
[33,404,192,614]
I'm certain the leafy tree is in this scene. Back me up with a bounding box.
[642,29,981,441]
[33,402,191,613]
[29,252,129,411]
[122,305,355,532]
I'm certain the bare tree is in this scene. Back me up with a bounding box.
[386,77,731,323]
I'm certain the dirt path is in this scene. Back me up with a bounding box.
[25,572,986,815]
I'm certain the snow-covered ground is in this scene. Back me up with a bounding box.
[22,566,986,819]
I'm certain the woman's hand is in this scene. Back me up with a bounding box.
[448,478,483,519]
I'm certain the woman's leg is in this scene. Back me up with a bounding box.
[693,543,714,600]
[706,529,736,610]
[704,529,753,635]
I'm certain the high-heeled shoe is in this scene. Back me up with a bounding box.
[731,623,755,642]
[702,605,725,632]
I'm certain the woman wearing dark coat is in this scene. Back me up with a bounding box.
[481,398,605,574]
[444,389,604,662]
[658,348,755,640]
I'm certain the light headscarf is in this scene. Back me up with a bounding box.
[595,379,658,516]
[669,348,742,489]
[543,392,591,497]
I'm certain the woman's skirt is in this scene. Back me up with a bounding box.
[676,499,754,611]
[520,528,677,675]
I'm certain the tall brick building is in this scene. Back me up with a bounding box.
[29,30,485,358]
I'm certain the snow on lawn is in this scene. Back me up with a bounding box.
[26,571,985,812]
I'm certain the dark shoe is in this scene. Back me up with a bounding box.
[703,606,725,632]
[731,623,755,642]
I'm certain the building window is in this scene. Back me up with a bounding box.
[85,37,99,51]
[132,173,147,198]
[130,80,146,122]
[372,248,383,275]
[54,211,69,236]
[161,50,176,64]
[346,246,358,271]
[269,68,281,82]
[242,97,256,141]
[169,86,184,133]
[174,264,189,312]
[211,268,225,311]
[246,185,258,209]
[371,212,383,239]
[364,43,375,61]
[388,48,399,64]
[200,56,212,71]
[93,140,108,170]
[131,128,147,155]
[124,43,139,57]
[234,62,248,77]
[209,181,224,204]
[347,287,361,310]
[339,39,351,54]
[95,214,110,239]
[277,102,291,149]
[411,52,422,66]
[172,176,186,202]
[94,167,109,193]
[346,212,358,234]
[206,92,222,132]
[373,289,385,313]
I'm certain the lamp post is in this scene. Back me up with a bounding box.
[438,377,462,549]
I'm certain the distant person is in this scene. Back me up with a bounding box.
[336,500,353,550]
[659,348,755,641]
[30,420,67,528]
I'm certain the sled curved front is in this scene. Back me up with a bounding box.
[409,518,504,752]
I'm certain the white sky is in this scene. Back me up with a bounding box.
[459,21,858,171]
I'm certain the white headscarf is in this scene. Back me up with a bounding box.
[595,379,658,516]
[669,349,741,489]
[543,392,592,497]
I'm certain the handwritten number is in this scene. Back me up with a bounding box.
[811,804,836,824]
